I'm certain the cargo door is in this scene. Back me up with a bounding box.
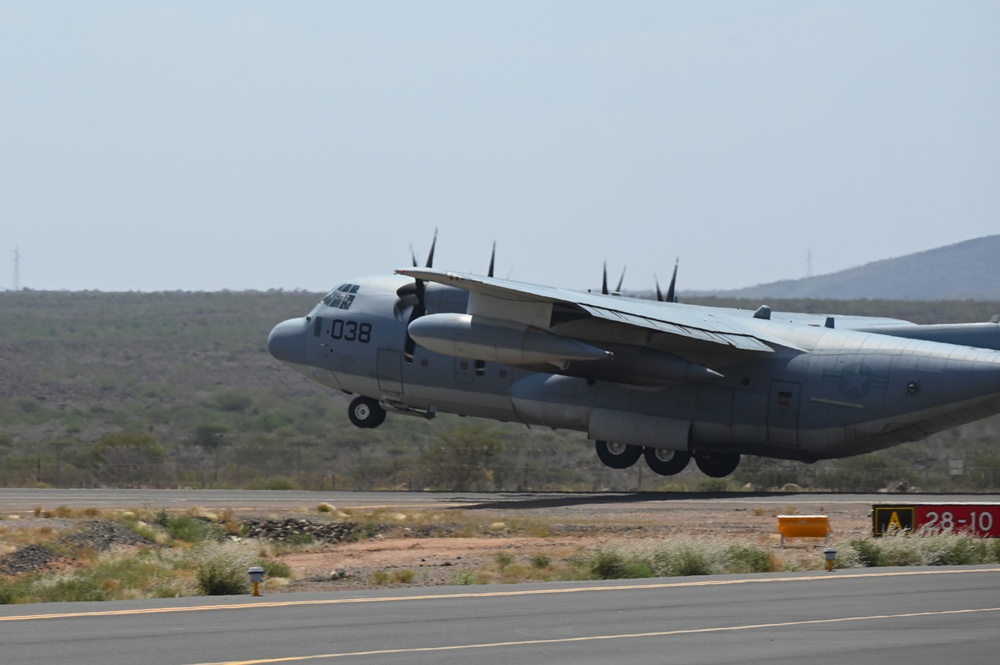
[377,349,404,396]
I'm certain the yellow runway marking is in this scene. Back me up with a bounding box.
[195,607,1000,665]
[1,567,997,623]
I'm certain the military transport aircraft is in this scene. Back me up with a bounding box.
[267,242,1000,478]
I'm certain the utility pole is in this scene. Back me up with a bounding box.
[11,245,21,290]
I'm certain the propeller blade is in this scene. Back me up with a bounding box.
[655,275,664,302]
[666,258,678,303]
[488,241,496,278]
[615,266,626,293]
[602,262,609,295]
[425,228,437,268]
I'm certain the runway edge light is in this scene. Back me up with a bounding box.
[824,548,837,572]
[249,566,265,596]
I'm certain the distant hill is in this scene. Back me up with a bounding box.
[698,235,1000,301]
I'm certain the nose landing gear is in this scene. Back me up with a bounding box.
[348,396,387,428]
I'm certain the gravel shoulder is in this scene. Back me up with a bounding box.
[1,492,882,592]
[277,499,874,591]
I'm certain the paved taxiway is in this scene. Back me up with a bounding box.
[1,566,998,665]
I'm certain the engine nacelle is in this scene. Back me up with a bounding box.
[408,313,611,367]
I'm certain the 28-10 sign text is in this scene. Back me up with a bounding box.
[873,504,1000,537]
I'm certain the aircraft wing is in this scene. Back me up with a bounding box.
[397,268,786,354]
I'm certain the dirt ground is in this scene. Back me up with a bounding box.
[277,498,874,591]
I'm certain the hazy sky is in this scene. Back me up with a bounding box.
[2,2,998,293]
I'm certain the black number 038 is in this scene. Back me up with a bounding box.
[330,319,372,343]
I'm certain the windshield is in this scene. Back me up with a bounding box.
[321,283,360,311]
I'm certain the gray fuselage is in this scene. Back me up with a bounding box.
[268,274,1000,465]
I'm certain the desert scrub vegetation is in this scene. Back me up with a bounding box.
[846,530,1000,568]
[369,568,417,586]
[0,509,298,604]
[586,538,779,579]
[445,531,1000,588]
[192,541,257,595]
[585,533,1000,580]
[2,289,1000,493]
[0,541,291,604]
[0,543,290,604]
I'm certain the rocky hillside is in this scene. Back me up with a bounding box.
[702,235,1000,301]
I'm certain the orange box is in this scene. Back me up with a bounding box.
[777,515,830,546]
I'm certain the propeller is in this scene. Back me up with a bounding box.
[488,241,496,278]
[400,229,437,363]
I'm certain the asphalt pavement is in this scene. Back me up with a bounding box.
[1,566,997,665]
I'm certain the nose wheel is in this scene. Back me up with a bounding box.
[348,396,387,428]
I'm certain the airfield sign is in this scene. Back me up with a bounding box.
[872,503,1000,537]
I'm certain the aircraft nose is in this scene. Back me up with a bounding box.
[267,318,310,365]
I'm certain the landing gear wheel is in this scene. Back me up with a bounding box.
[595,440,643,469]
[348,396,386,429]
[694,451,740,478]
[643,447,691,476]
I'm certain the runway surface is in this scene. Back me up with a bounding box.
[0,487,989,515]
[1,566,998,665]
[3,490,999,663]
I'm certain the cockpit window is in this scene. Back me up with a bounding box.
[321,283,358,310]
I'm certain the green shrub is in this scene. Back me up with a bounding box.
[652,544,713,577]
[451,570,477,585]
[531,554,551,569]
[494,552,514,570]
[850,539,882,567]
[259,559,292,578]
[166,515,223,544]
[589,548,654,579]
[722,543,773,573]
[393,569,416,584]
[193,542,254,595]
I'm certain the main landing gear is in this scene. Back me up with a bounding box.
[348,396,386,428]
[644,447,691,476]
[594,440,741,478]
[595,440,644,469]
[693,451,741,478]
